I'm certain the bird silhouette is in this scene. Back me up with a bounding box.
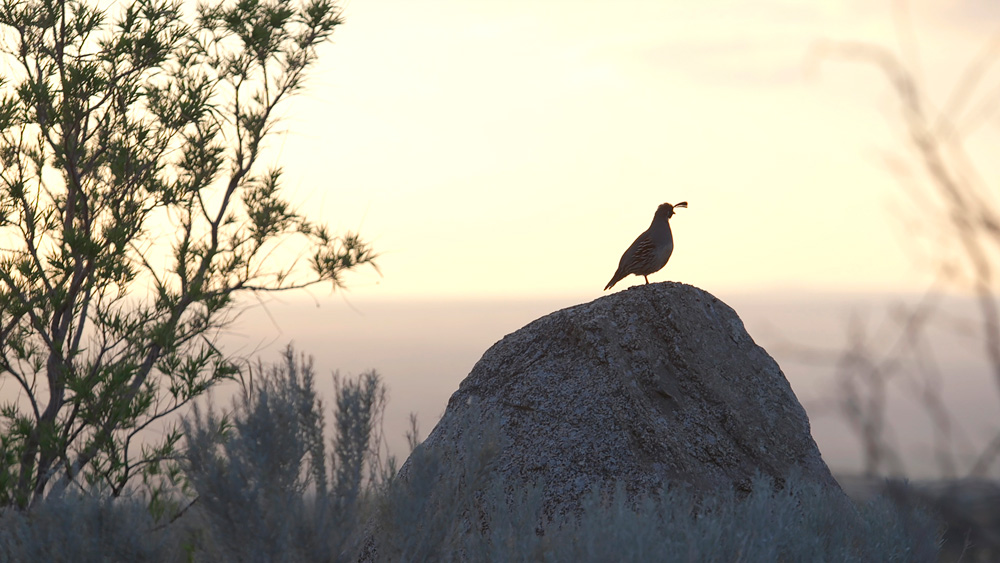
[605,201,687,290]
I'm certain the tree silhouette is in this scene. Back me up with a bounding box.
[0,0,377,508]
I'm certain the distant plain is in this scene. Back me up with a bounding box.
[213,288,998,479]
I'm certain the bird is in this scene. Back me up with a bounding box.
[604,201,687,291]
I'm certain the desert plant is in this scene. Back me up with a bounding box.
[799,6,1000,558]
[803,0,1000,483]
[369,438,938,562]
[0,0,376,509]
[180,345,391,561]
[370,415,503,562]
[0,489,179,562]
[538,473,938,563]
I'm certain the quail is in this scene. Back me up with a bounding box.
[604,201,687,290]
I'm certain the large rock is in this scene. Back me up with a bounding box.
[396,282,843,527]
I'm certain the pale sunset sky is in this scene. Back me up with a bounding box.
[3,0,1000,481]
[250,0,1000,300]
[0,0,995,477]
[208,0,1000,475]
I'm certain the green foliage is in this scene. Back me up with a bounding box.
[0,0,375,508]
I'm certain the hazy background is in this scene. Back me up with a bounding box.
[125,0,1000,477]
[199,0,1000,478]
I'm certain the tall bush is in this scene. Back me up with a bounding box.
[0,0,375,508]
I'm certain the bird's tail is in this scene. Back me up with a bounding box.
[604,271,624,291]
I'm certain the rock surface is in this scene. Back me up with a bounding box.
[400,282,843,522]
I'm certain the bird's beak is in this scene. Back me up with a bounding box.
[674,201,688,209]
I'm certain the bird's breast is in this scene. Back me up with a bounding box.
[653,238,674,268]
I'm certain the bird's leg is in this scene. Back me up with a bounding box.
[644,276,649,284]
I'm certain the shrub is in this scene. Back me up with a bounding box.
[178,345,390,561]
[0,491,178,562]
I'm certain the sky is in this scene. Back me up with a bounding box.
[202,0,1000,475]
[247,0,1000,300]
[7,0,1000,478]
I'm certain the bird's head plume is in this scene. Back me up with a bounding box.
[655,201,687,220]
